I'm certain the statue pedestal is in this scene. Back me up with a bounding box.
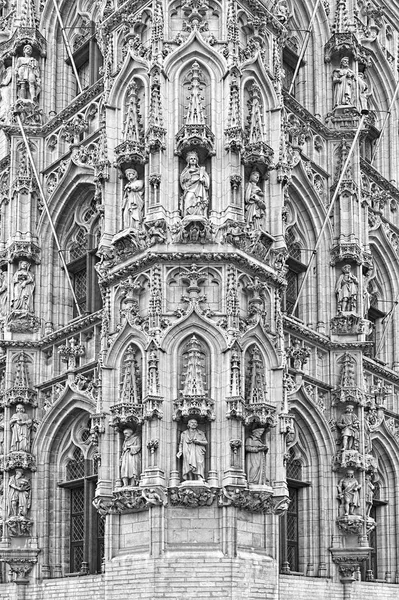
[140,467,166,487]
[223,468,247,488]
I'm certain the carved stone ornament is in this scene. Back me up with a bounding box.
[115,80,147,169]
[175,62,215,157]
[109,402,144,430]
[169,482,216,508]
[218,486,287,514]
[2,554,38,583]
[174,336,215,421]
[58,337,85,370]
[4,352,37,406]
[242,82,274,167]
[330,314,372,335]
[286,339,311,371]
[337,514,376,536]
[6,514,33,537]
[1,450,36,472]
[94,486,167,516]
[222,221,274,264]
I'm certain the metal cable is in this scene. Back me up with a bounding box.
[15,113,82,317]
[288,0,323,96]
[51,0,83,94]
[291,112,368,315]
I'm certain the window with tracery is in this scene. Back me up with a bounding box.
[60,443,103,575]
[64,191,102,318]
[280,448,309,575]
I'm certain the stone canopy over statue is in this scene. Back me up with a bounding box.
[180,151,210,218]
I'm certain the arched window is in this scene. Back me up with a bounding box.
[280,446,311,574]
[64,190,102,317]
[59,437,103,575]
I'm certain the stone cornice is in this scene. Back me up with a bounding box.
[101,250,286,288]
[360,158,399,201]
[282,92,331,138]
[1,80,104,138]
[283,315,331,348]
[363,356,399,384]
[40,311,102,347]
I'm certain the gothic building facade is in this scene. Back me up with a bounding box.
[0,0,398,599]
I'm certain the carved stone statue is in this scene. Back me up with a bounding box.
[122,169,144,229]
[365,474,374,518]
[337,405,359,452]
[335,264,358,313]
[177,419,207,481]
[332,57,355,107]
[120,428,142,487]
[245,170,266,230]
[0,61,12,122]
[15,44,41,103]
[245,428,269,485]
[180,151,210,217]
[357,72,372,113]
[0,269,7,318]
[8,469,31,517]
[337,469,361,516]
[10,404,32,453]
[11,261,35,314]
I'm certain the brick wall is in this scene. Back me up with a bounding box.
[1,563,398,599]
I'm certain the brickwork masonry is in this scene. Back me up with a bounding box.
[1,561,399,600]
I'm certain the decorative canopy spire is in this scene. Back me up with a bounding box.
[245,346,267,404]
[20,0,39,28]
[14,352,31,389]
[184,62,206,127]
[120,346,141,404]
[181,335,207,397]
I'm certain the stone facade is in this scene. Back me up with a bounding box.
[0,0,398,599]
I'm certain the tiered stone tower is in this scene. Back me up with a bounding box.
[0,1,398,600]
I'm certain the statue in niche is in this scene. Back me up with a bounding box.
[122,169,144,229]
[180,151,210,218]
[10,404,32,453]
[0,61,12,122]
[337,405,359,452]
[362,268,375,318]
[11,261,35,314]
[335,264,358,313]
[357,72,372,113]
[15,44,41,103]
[8,469,31,517]
[0,269,7,318]
[365,474,374,518]
[332,57,355,107]
[337,469,361,516]
[177,419,207,481]
[120,427,142,487]
[245,170,266,230]
[245,428,269,485]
